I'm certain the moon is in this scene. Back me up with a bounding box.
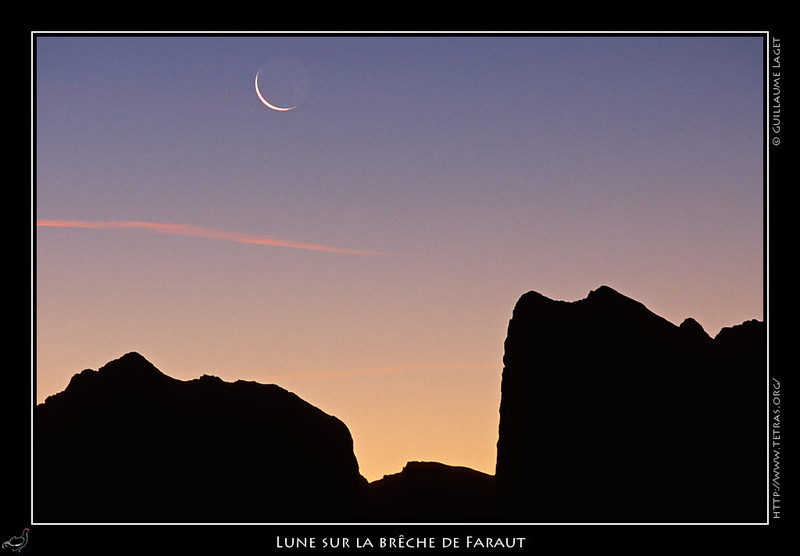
[254,56,310,112]
[255,73,293,111]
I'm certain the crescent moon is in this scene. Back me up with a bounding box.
[255,72,296,112]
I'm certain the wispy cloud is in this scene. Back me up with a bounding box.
[266,362,497,383]
[36,220,387,256]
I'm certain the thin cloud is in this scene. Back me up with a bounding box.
[267,362,497,383]
[36,220,387,256]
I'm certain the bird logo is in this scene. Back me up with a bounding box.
[1,528,28,553]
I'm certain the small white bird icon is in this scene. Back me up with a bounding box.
[1,528,28,553]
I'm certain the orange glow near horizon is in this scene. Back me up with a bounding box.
[263,361,498,383]
[267,359,504,483]
[36,220,388,256]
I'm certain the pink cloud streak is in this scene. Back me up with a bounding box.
[36,220,386,256]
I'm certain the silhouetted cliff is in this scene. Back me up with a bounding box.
[34,286,766,524]
[366,461,496,522]
[34,352,367,523]
[495,286,766,522]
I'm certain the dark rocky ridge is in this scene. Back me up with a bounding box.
[366,461,496,522]
[496,285,766,522]
[34,286,766,523]
[34,352,367,523]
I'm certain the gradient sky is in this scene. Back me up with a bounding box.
[34,33,766,482]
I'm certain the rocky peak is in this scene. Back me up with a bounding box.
[679,317,712,342]
[35,354,367,523]
[496,286,766,523]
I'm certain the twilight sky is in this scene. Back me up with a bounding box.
[34,33,765,482]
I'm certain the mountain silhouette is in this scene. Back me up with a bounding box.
[366,461,496,522]
[34,352,367,523]
[34,286,766,523]
[495,285,766,523]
